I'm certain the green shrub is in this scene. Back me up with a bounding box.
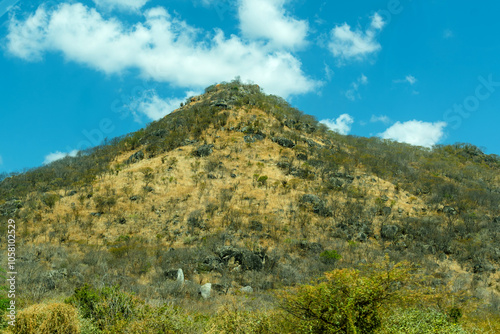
[79,316,102,334]
[319,249,342,264]
[42,193,60,209]
[66,285,140,330]
[257,175,268,187]
[94,195,116,213]
[278,258,418,334]
[66,284,100,320]
[378,308,468,334]
[448,306,463,323]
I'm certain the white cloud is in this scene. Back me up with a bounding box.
[379,120,447,148]
[93,0,149,12]
[345,74,368,101]
[238,0,308,49]
[7,3,318,98]
[370,12,386,30]
[359,74,368,84]
[320,114,354,135]
[324,62,334,81]
[394,75,417,85]
[328,12,385,62]
[370,115,391,124]
[405,75,417,85]
[129,89,200,122]
[0,155,3,165]
[43,149,79,165]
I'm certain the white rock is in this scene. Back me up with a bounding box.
[240,286,253,293]
[176,269,184,283]
[200,283,212,299]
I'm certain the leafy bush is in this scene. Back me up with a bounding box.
[94,195,116,213]
[378,308,468,334]
[79,316,102,334]
[13,303,80,334]
[65,284,100,319]
[187,210,205,232]
[42,193,60,209]
[278,258,420,334]
[66,284,140,330]
[257,175,268,187]
[319,249,342,264]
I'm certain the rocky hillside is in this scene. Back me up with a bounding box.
[1,80,499,332]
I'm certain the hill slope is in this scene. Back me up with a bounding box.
[1,80,499,332]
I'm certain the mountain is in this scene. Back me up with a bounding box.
[1,80,499,333]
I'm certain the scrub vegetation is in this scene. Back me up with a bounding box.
[1,80,499,333]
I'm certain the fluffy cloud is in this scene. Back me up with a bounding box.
[238,0,308,49]
[93,0,149,12]
[43,149,79,165]
[329,13,385,62]
[129,90,200,122]
[379,120,447,148]
[7,3,318,98]
[370,12,386,30]
[320,114,354,135]
[345,74,368,101]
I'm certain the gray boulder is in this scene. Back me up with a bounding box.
[216,246,264,271]
[126,150,144,164]
[272,137,295,148]
[443,206,458,215]
[200,283,212,299]
[241,251,263,271]
[240,286,253,293]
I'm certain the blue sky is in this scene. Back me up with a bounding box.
[1,0,500,174]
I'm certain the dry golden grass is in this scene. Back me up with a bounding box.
[12,303,80,334]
